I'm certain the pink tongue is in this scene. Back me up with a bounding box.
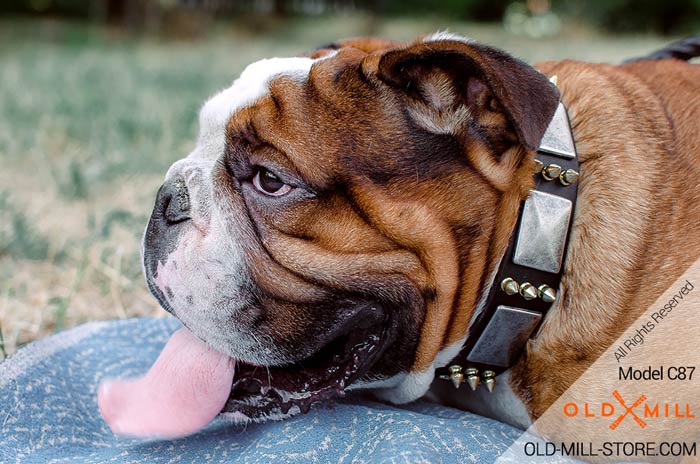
[98,327,235,438]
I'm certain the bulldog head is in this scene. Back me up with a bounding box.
[100,33,559,437]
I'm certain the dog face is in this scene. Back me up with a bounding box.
[142,33,559,420]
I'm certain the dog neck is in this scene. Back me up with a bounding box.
[436,91,580,394]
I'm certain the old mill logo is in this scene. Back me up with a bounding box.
[563,390,695,430]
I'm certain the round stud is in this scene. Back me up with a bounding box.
[559,168,579,186]
[533,159,544,174]
[519,282,538,300]
[482,370,496,393]
[541,164,562,181]
[500,277,520,296]
[465,367,480,391]
[537,284,557,303]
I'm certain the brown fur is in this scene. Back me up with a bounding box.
[511,58,700,418]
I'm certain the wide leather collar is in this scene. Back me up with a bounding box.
[436,97,579,393]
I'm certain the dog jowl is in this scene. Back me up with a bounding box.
[98,32,566,437]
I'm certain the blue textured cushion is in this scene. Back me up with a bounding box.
[0,317,543,463]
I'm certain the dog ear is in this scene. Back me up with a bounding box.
[371,37,560,151]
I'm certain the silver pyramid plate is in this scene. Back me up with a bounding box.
[538,102,576,159]
[467,305,542,367]
[513,190,573,274]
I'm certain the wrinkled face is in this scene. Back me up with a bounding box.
[142,35,558,420]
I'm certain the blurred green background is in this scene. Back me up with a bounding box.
[0,0,697,360]
[2,0,700,35]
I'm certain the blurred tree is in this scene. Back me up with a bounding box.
[367,0,511,20]
[0,0,90,16]
[0,0,698,35]
[553,0,700,34]
[273,0,288,17]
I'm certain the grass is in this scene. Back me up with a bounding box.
[0,14,673,358]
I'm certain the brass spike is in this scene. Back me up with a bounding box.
[533,159,544,174]
[483,370,496,393]
[559,168,579,186]
[500,277,520,296]
[538,284,557,303]
[465,367,479,391]
[541,164,562,181]
[549,75,558,86]
[448,365,464,389]
[519,282,538,301]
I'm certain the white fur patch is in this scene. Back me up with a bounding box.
[467,257,503,328]
[408,103,471,135]
[188,57,315,166]
[368,333,468,404]
[154,56,318,364]
[372,369,434,404]
[423,31,473,44]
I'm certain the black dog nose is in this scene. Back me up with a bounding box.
[156,177,191,225]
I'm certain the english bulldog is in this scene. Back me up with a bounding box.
[97,33,700,438]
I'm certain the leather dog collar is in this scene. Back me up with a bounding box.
[436,92,579,393]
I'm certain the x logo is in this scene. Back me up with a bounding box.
[610,390,647,430]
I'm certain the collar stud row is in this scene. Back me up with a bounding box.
[500,278,557,303]
[439,365,497,392]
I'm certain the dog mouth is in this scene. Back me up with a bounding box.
[223,312,388,420]
[98,304,389,438]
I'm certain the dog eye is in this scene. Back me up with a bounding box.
[252,167,292,197]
